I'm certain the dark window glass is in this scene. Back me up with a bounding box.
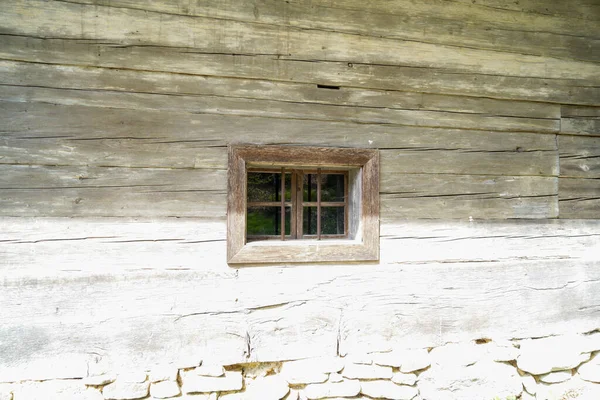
[247,206,291,236]
[321,206,345,235]
[302,173,344,202]
[303,206,318,235]
[321,174,345,202]
[303,206,345,236]
[247,172,291,202]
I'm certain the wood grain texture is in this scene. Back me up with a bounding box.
[381,175,558,220]
[449,0,600,21]
[2,35,597,106]
[1,218,599,378]
[0,165,226,217]
[1,101,558,174]
[8,0,600,64]
[0,61,561,133]
[1,0,597,81]
[559,135,600,178]
[559,178,600,219]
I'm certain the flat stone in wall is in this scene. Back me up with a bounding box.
[12,380,102,400]
[418,360,522,400]
[304,379,361,399]
[360,380,418,400]
[181,370,243,394]
[579,353,600,383]
[517,335,592,375]
[150,380,180,399]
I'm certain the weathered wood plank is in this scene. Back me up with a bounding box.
[562,106,600,118]
[2,36,597,105]
[0,60,561,120]
[561,117,600,137]
[559,178,600,218]
[0,84,559,133]
[0,165,557,219]
[49,0,600,63]
[381,175,558,219]
[2,1,597,81]
[450,0,600,21]
[558,135,600,178]
[3,218,599,271]
[0,102,558,176]
[380,148,557,177]
[0,165,226,217]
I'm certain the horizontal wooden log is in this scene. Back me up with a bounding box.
[2,0,597,81]
[1,218,599,377]
[0,165,557,218]
[0,85,559,134]
[450,0,600,21]
[2,35,597,105]
[562,106,600,118]
[558,135,600,178]
[559,178,600,218]
[561,118,600,137]
[49,0,600,63]
[0,165,226,217]
[381,175,558,219]
[1,102,558,175]
[0,60,561,120]
[3,218,599,272]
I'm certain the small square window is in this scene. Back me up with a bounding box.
[227,145,379,264]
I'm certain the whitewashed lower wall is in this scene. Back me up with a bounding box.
[1,332,599,400]
[1,218,599,388]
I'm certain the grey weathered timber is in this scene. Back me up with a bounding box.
[0,171,558,219]
[381,175,558,219]
[10,0,600,63]
[1,218,599,379]
[559,178,600,219]
[559,135,600,178]
[0,61,562,130]
[1,35,596,105]
[0,165,226,217]
[1,0,597,81]
[0,85,559,133]
[561,118,600,137]
[448,0,600,21]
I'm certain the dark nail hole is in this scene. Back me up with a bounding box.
[317,84,341,90]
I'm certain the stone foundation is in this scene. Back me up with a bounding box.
[1,333,599,400]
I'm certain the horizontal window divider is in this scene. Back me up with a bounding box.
[247,201,293,207]
[302,202,346,207]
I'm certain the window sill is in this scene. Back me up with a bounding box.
[228,237,378,265]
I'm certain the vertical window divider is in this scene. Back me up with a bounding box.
[290,171,297,239]
[295,170,304,239]
[317,168,322,240]
[280,167,285,240]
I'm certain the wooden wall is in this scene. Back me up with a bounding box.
[1,0,599,379]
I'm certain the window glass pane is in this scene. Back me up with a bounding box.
[247,172,291,202]
[321,206,345,235]
[321,174,345,202]
[303,206,317,235]
[247,206,290,236]
[303,174,317,202]
[303,173,345,202]
[303,206,346,236]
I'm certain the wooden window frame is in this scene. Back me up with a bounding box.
[227,145,379,264]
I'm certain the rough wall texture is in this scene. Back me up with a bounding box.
[1,333,600,400]
[1,0,600,397]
